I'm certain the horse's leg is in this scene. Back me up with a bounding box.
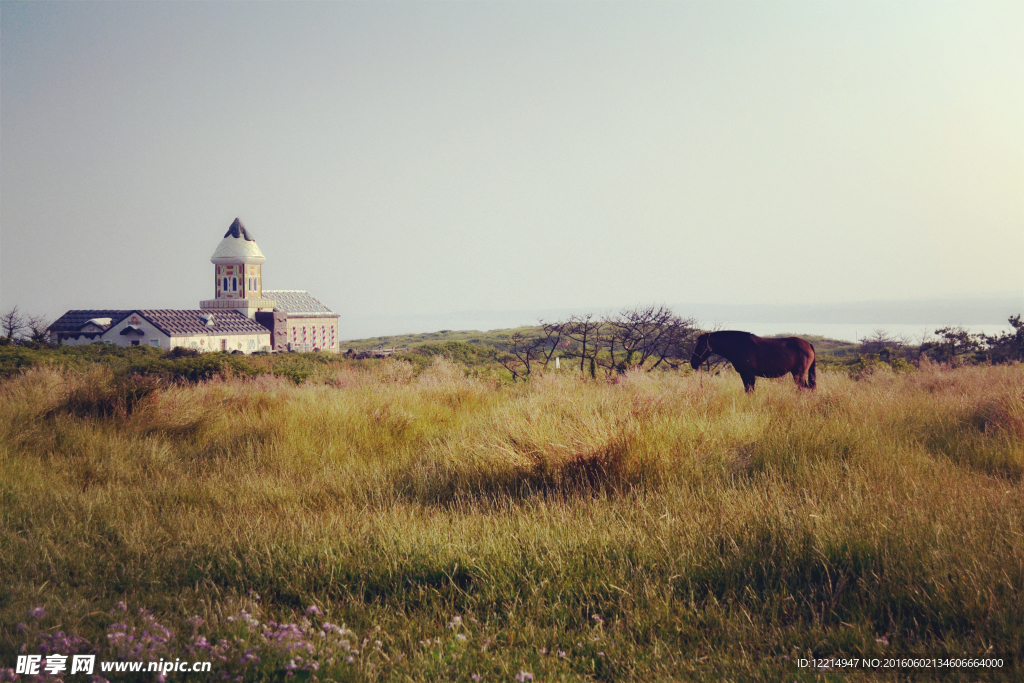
[792,368,807,390]
[741,373,755,393]
[799,356,817,389]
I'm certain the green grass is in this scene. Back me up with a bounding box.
[341,326,544,352]
[1,358,1022,681]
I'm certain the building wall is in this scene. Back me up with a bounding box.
[284,315,339,352]
[101,313,170,349]
[170,332,271,353]
[255,311,289,351]
[59,333,105,346]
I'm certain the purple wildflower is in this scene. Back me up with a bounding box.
[38,630,90,655]
[28,606,47,620]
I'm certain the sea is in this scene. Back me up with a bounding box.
[701,322,1016,344]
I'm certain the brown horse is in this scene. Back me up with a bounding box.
[690,331,816,393]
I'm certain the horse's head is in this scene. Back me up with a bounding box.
[690,333,711,370]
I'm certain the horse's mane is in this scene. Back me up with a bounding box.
[709,330,756,342]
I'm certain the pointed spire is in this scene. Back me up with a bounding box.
[224,218,254,241]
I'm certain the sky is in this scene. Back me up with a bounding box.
[1,1,1022,338]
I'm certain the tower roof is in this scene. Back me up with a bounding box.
[224,217,254,241]
[211,217,266,265]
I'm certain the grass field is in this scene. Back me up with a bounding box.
[1,356,1022,681]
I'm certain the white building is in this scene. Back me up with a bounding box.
[51,218,339,353]
[52,309,271,352]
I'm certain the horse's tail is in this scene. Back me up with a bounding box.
[808,353,817,390]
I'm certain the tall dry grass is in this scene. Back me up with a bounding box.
[1,359,1022,680]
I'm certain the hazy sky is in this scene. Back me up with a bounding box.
[2,1,1022,335]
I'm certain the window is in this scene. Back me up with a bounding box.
[190,341,198,348]
[150,339,159,347]
[248,339,256,351]
[223,277,229,291]
[232,277,237,292]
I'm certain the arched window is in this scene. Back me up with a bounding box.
[223,277,228,291]
[232,277,237,292]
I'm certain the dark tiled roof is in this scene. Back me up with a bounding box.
[137,310,270,336]
[50,310,130,334]
[224,217,254,241]
[263,290,337,316]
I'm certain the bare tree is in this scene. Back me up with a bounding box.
[2,305,26,342]
[608,305,698,372]
[495,322,572,381]
[858,329,911,357]
[653,313,701,370]
[25,314,52,345]
[497,331,546,381]
[562,313,603,375]
[534,321,567,368]
[537,306,701,378]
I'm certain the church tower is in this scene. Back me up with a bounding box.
[200,218,277,318]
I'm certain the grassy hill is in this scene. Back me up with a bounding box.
[340,325,544,352]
